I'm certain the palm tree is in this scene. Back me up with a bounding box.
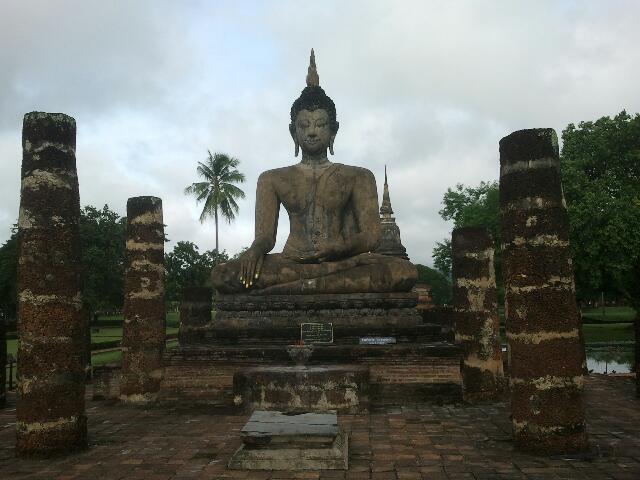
[184,151,246,252]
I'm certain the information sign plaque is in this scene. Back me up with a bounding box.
[300,322,333,344]
[359,337,396,345]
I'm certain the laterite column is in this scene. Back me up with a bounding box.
[120,196,165,403]
[452,227,503,401]
[16,112,87,455]
[499,128,588,454]
[178,286,212,345]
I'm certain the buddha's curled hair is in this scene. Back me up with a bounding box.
[290,50,339,134]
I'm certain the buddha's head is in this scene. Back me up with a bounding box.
[289,50,339,157]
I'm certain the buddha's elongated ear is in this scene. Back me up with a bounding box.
[329,134,336,156]
[289,123,300,157]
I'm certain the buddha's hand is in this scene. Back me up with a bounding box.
[239,246,264,289]
[312,239,344,263]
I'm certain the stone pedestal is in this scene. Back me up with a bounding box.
[452,227,503,402]
[228,411,348,470]
[233,365,370,414]
[500,128,588,454]
[203,292,431,344]
[16,112,87,456]
[163,292,462,408]
[160,343,462,408]
[120,196,165,404]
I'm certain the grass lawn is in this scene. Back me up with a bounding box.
[6,338,17,357]
[96,310,179,326]
[91,325,179,345]
[582,323,634,343]
[582,306,636,323]
[90,339,179,367]
[4,316,180,386]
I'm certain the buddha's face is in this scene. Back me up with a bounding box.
[294,108,334,155]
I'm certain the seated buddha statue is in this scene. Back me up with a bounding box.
[212,50,416,295]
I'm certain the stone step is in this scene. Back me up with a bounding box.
[165,342,461,363]
[185,323,445,345]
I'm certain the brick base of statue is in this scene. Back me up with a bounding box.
[164,291,462,409]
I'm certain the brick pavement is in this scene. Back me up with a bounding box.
[0,375,638,479]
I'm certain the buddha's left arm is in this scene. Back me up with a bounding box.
[344,169,381,255]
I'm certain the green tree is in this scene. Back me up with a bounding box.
[164,241,228,302]
[561,110,640,310]
[79,205,126,316]
[432,181,500,282]
[184,151,246,252]
[432,239,452,279]
[0,226,18,319]
[415,264,452,305]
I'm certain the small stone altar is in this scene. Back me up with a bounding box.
[228,411,348,470]
[233,365,370,414]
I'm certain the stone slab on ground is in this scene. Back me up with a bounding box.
[241,410,339,447]
[229,410,348,470]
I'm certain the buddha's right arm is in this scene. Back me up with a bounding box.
[251,172,280,254]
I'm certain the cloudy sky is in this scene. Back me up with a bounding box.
[1,0,639,266]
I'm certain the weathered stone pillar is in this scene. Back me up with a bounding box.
[499,128,588,454]
[178,286,212,345]
[452,227,503,402]
[16,112,87,455]
[120,196,165,404]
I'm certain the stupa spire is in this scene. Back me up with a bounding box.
[380,165,394,217]
[375,167,409,260]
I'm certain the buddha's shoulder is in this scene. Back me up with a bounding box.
[257,166,294,182]
[332,163,376,179]
[258,163,375,181]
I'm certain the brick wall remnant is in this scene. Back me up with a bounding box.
[120,196,165,404]
[452,227,503,402]
[178,286,212,345]
[499,128,588,455]
[16,112,87,455]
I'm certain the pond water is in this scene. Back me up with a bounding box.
[586,346,633,374]
[502,345,634,374]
